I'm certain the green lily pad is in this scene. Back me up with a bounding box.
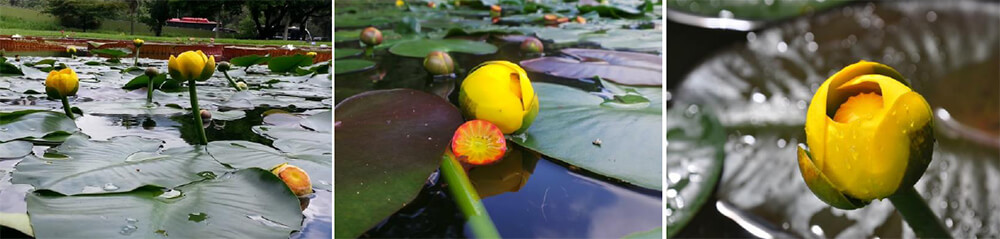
[335,48,363,59]
[388,39,499,58]
[0,140,32,159]
[122,74,173,90]
[520,48,663,86]
[666,0,849,21]
[508,82,662,190]
[0,110,78,142]
[664,106,725,238]
[229,54,270,67]
[268,55,314,73]
[207,140,331,191]
[334,89,464,238]
[74,101,188,116]
[334,59,376,75]
[1,57,23,76]
[12,133,229,195]
[26,168,303,238]
[90,48,130,58]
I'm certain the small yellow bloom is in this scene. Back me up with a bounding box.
[168,50,216,81]
[459,61,539,134]
[306,51,317,57]
[66,46,77,54]
[799,61,934,209]
[133,38,144,47]
[271,163,312,197]
[396,0,404,7]
[45,68,79,99]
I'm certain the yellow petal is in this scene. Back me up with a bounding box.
[461,61,532,134]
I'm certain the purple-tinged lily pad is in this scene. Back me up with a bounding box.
[520,48,662,86]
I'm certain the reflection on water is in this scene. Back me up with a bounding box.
[671,1,999,238]
[480,152,662,238]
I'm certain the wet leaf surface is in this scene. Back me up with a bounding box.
[26,169,302,238]
[0,110,78,143]
[664,106,725,238]
[333,89,463,238]
[520,48,663,86]
[388,39,499,58]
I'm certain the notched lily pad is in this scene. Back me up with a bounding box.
[0,110,79,143]
[520,48,662,86]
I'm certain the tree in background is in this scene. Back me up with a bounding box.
[43,0,123,31]
[246,0,330,40]
[125,0,139,35]
[139,0,169,36]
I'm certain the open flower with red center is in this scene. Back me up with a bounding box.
[451,120,508,165]
[798,61,934,209]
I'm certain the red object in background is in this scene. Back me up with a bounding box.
[166,17,217,24]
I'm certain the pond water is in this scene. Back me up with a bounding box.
[668,1,998,238]
[1,51,332,238]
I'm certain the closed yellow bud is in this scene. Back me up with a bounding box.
[459,61,539,134]
[306,52,317,57]
[168,50,216,81]
[133,38,144,47]
[799,61,934,209]
[271,163,313,197]
[45,68,79,99]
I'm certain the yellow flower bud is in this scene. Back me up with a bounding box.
[45,68,79,99]
[396,0,404,7]
[66,46,77,54]
[459,61,539,134]
[133,38,144,47]
[236,81,248,91]
[306,51,317,57]
[271,163,313,197]
[168,50,216,81]
[799,61,934,209]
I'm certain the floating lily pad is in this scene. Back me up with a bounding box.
[388,39,499,58]
[12,133,229,195]
[251,111,331,155]
[520,48,662,86]
[26,168,303,238]
[90,49,130,58]
[335,48,363,59]
[122,74,174,91]
[334,89,463,238]
[0,110,78,142]
[334,59,376,75]
[229,55,270,67]
[664,106,725,238]
[624,227,663,239]
[508,82,662,190]
[1,57,24,76]
[207,140,331,191]
[268,55,314,73]
[0,141,32,159]
[74,101,188,116]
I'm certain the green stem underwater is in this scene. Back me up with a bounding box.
[888,186,952,238]
[60,96,74,119]
[187,79,208,145]
[440,154,501,239]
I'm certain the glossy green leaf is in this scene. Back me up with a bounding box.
[520,48,662,86]
[0,110,78,142]
[12,133,229,195]
[508,82,662,190]
[334,59,376,75]
[229,54,270,67]
[335,48,363,59]
[268,55,314,73]
[334,89,463,238]
[388,39,498,58]
[207,140,331,191]
[90,49,129,58]
[121,74,168,90]
[1,57,24,76]
[26,169,303,238]
[664,106,725,238]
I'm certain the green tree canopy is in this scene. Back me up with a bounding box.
[43,0,124,31]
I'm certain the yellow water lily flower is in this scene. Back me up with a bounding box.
[168,50,216,81]
[45,68,79,99]
[65,46,77,54]
[133,38,144,47]
[459,61,539,134]
[798,61,934,209]
[396,0,404,7]
[306,51,317,57]
[271,163,313,197]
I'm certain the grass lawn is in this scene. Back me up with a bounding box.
[0,5,323,47]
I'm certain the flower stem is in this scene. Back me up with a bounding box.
[440,153,501,239]
[133,47,141,66]
[187,79,208,145]
[60,96,74,119]
[888,186,952,238]
[222,71,240,91]
[146,75,154,106]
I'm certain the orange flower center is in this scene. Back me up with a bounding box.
[833,92,883,123]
